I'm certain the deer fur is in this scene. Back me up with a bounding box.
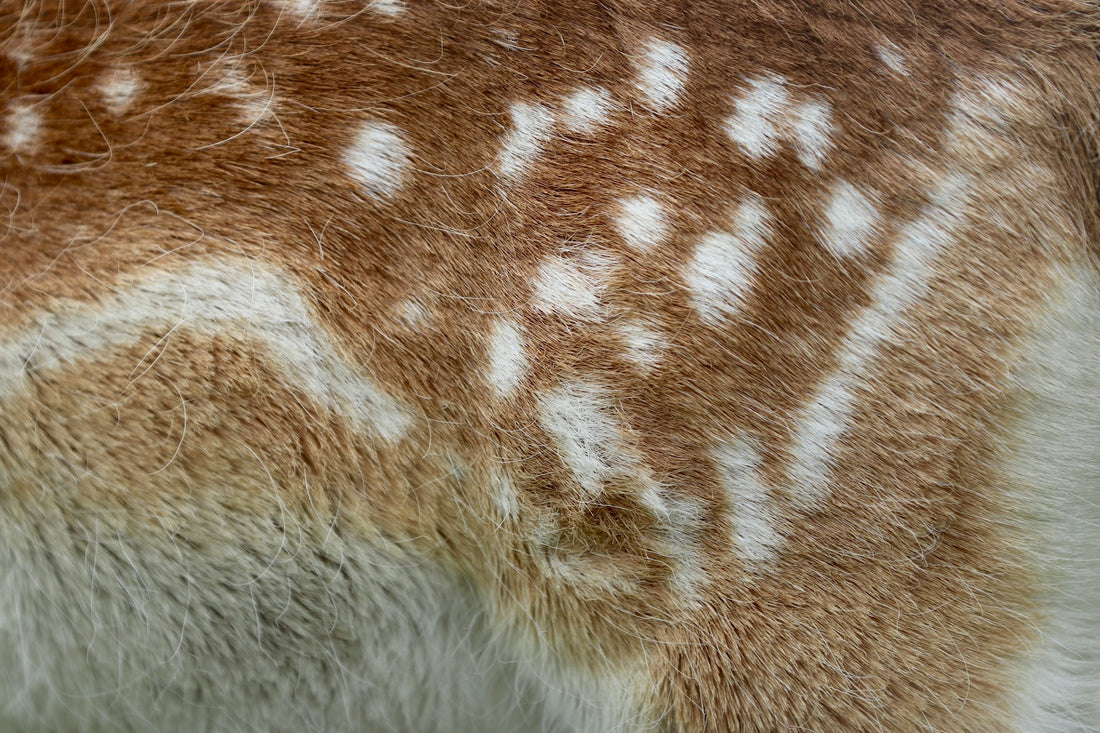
[0,1,1099,730]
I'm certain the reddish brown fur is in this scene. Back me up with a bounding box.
[2,1,1099,730]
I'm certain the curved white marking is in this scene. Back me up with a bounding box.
[0,262,414,441]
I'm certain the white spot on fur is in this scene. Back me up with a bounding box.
[344,120,411,200]
[614,194,668,253]
[490,28,521,51]
[201,60,278,127]
[369,0,405,16]
[715,436,781,566]
[0,261,414,441]
[686,194,771,324]
[875,43,909,76]
[393,297,431,328]
[560,86,613,134]
[636,39,689,112]
[498,102,555,181]
[3,104,40,154]
[99,67,141,116]
[790,99,833,170]
[532,251,614,320]
[537,380,631,496]
[725,75,790,159]
[787,173,971,508]
[486,318,527,398]
[273,0,320,20]
[619,318,668,371]
[820,180,880,259]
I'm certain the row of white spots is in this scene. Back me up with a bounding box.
[786,171,970,508]
[724,74,834,170]
[4,67,141,155]
[495,36,687,183]
[0,261,414,442]
[706,169,968,567]
[685,193,772,324]
[497,87,614,183]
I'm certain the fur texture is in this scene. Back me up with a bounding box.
[1,1,1099,730]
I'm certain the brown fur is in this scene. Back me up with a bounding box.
[2,1,1099,730]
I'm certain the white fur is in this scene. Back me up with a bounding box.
[344,120,411,200]
[686,193,771,324]
[618,317,668,371]
[1003,264,1100,732]
[819,179,879,259]
[537,380,634,496]
[273,0,320,20]
[486,317,528,398]
[615,193,668,253]
[636,39,689,112]
[0,502,648,732]
[99,67,142,116]
[724,75,790,159]
[3,104,40,154]
[0,261,414,441]
[369,0,405,17]
[561,86,613,134]
[875,42,909,76]
[498,102,555,182]
[714,436,781,566]
[790,99,833,171]
[532,251,614,320]
[393,295,432,328]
